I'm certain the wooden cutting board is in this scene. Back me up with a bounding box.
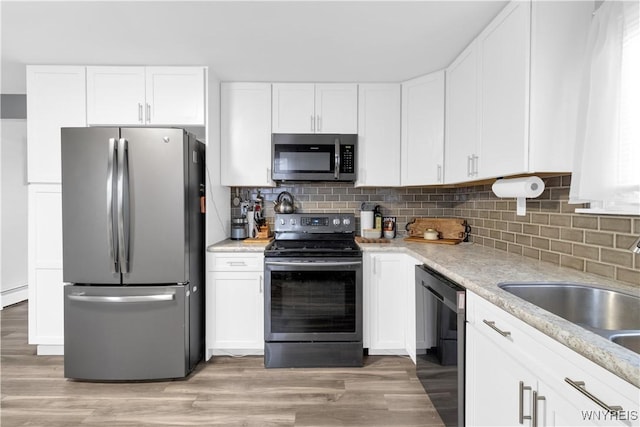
[404,217,468,244]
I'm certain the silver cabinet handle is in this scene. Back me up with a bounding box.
[483,319,511,337]
[146,103,151,123]
[259,275,263,293]
[564,378,623,412]
[532,390,545,427]
[473,154,479,176]
[519,381,532,424]
[68,294,174,303]
[138,103,143,123]
[107,138,118,273]
[266,168,271,183]
[317,115,321,132]
[227,261,247,266]
[310,115,315,132]
[437,164,442,182]
[467,155,473,177]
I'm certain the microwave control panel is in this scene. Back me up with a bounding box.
[340,145,355,173]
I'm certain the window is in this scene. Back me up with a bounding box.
[569,0,640,215]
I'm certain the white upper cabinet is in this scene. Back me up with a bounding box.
[477,1,530,180]
[445,42,479,184]
[26,66,87,184]
[356,84,401,187]
[220,82,274,187]
[86,66,205,126]
[527,1,592,173]
[401,71,445,186]
[145,67,205,125]
[444,0,592,184]
[86,66,145,126]
[272,83,358,134]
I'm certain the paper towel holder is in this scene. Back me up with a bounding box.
[491,176,545,216]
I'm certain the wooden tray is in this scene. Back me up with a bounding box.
[355,236,390,244]
[405,217,468,240]
[404,237,462,245]
[243,237,274,244]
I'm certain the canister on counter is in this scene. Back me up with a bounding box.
[383,216,396,239]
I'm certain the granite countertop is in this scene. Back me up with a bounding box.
[207,237,639,387]
[359,239,640,388]
[207,239,273,252]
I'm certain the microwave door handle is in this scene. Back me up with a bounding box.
[334,138,340,180]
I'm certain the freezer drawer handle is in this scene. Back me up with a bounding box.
[68,294,175,303]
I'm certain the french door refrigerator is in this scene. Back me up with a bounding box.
[61,127,205,381]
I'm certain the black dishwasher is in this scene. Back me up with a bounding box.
[415,264,466,427]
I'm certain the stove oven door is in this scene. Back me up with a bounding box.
[264,258,363,343]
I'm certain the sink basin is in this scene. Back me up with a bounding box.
[611,334,640,354]
[498,282,640,353]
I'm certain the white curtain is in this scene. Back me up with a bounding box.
[569,0,640,215]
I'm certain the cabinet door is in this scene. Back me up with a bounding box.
[272,83,315,133]
[401,71,445,186]
[86,66,145,125]
[209,271,264,351]
[145,67,205,125]
[367,253,407,353]
[221,83,274,187]
[445,42,479,184]
[27,184,64,352]
[26,66,86,183]
[466,321,540,427]
[314,83,358,134]
[477,1,530,179]
[356,84,401,187]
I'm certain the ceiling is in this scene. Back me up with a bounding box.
[1,0,508,93]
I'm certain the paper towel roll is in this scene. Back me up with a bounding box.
[492,177,545,198]
[360,211,374,235]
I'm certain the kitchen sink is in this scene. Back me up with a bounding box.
[610,334,640,354]
[498,282,640,353]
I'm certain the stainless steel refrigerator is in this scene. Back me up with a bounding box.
[61,127,205,381]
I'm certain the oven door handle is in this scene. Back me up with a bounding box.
[265,260,362,267]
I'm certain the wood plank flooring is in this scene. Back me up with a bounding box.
[1,302,445,426]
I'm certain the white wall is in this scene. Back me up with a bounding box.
[1,119,29,308]
[205,69,230,245]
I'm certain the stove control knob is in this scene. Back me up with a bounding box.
[343,217,351,226]
[290,218,296,226]
[333,218,340,226]
[280,218,285,225]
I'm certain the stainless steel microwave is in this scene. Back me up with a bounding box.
[272,134,357,182]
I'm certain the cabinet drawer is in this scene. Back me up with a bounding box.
[208,252,263,272]
[467,292,533,352]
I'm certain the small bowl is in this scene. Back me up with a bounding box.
[362,228,381,239]
[423,229,439,240]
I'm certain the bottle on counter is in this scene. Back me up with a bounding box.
[374,205,382,231]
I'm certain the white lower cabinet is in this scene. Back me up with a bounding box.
[466,291,639,427]
[364,252,408,354]
[206,252,264,359]
[27,184,64,354]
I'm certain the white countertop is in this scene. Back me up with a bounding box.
[208,237,640,387]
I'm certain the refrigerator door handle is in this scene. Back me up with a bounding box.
[68,293,175,303]
[107,138,118,273]
[117,138,130,274]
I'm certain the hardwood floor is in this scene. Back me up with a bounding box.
[1,302,445,426]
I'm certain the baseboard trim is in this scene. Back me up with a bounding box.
[1,284,28,309]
